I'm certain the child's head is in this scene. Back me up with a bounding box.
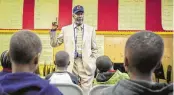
[0,50,12,70]
[96,56,113,72]
[55,51,70,70]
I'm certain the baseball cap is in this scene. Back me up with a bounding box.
[73,5,84,14]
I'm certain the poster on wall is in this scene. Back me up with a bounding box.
[96,35,104,56]
[0,34,12,65]
[39,34,53,64]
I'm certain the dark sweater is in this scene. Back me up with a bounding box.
[0,69,11,77]
[0,72,63,95]
[101,79,173,95]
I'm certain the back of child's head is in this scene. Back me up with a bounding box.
[96,55,113,72]
[55,51,70,68]
[0,50,12,69]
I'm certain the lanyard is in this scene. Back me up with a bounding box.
[73,24,84,45]
[73,24,84,54]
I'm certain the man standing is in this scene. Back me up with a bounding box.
[50,5,98,94]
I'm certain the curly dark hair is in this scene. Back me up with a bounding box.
[0,50,12,69]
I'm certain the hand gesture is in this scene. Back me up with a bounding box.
[52,17,58,30]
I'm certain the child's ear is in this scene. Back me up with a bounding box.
[33,53,41,65]
[33,56,38,65]
[124,57,129,72]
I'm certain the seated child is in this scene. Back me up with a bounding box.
[45,51,79,85]
[93,55,129,85]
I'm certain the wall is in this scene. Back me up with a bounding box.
[0,0,173,82]
[0,0,173,31]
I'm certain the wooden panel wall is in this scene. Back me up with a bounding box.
[104,35,173,81]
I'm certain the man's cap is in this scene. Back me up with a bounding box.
[73,5,84,14]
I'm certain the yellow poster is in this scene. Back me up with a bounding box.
[39,34,53,64]
[119,0,145,30]
[0,34,12,58]
[96,35,104,56]
[35,0,59,29]
[0,0,23,29]
[162,0,173,30]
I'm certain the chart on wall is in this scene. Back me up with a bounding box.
[96,35,104,56]
[0,34,12,65]
[39,34,53,64]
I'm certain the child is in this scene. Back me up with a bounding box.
[45,51,79,85]
[93,56,129,85]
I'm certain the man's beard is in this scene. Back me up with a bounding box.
[75,18,83,26]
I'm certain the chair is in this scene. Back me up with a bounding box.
[89,85,112,95]
[154,64,165,83]
[113,63,126,73]
[53,83,83,95]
